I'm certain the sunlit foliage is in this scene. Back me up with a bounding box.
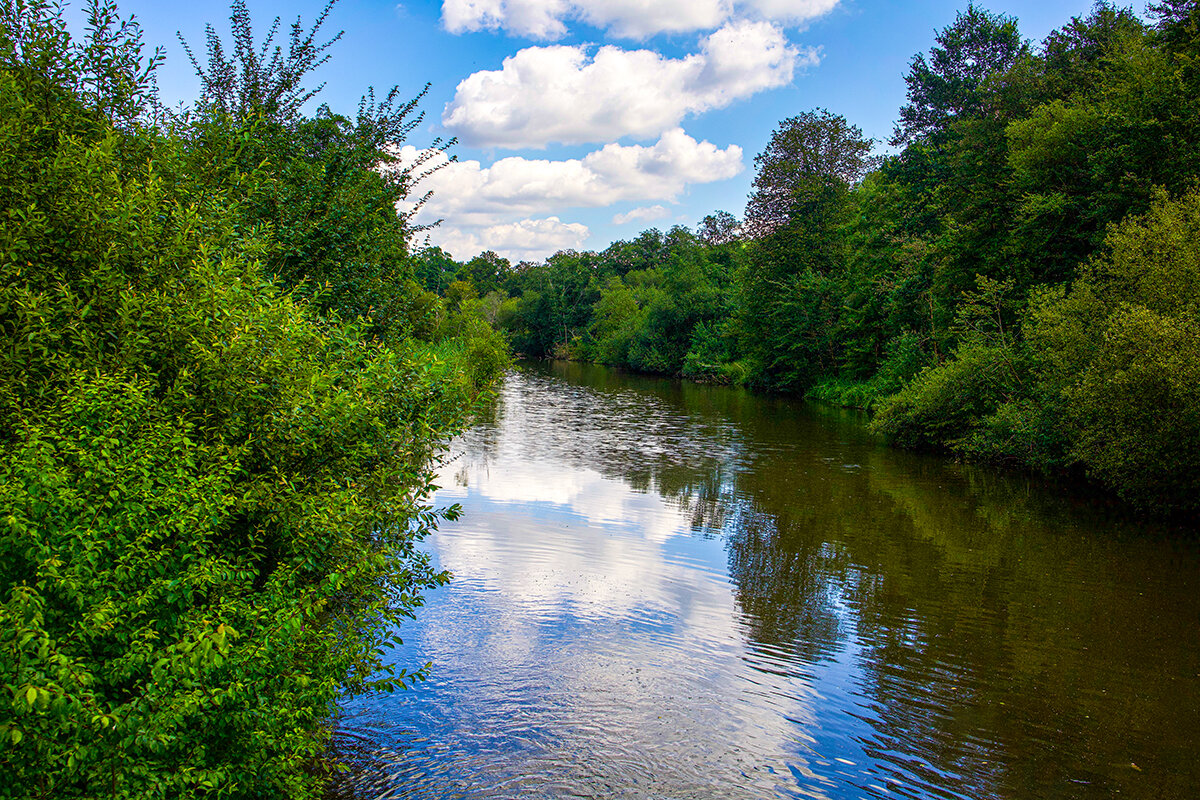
[0,1,503,796]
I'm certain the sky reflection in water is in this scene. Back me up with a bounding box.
[334,361,1200,800]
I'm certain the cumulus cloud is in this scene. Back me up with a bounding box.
[443,21,816,148]
[743,0,840,25]
[398,129,742,261]
[612,205,669,225]
[433,216,590,262]
[442,0,569,39]
[441,0,841,39]
[396,128,743,226]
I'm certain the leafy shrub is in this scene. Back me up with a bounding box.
[449,315,512,390]
[806,378,881,408]
[871,277,1029,449]
[870,341,1024,449]
[680,320,743,383]
[0,4,480,797]
[952,397,1071,471]
[807,332,933,409]
[1028,189,1200,509]
[873,331,932,395]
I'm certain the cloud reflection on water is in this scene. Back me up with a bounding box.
[416,442,835,798]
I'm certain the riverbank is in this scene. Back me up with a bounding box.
[0,5,508,797]
[525,357,1198,524]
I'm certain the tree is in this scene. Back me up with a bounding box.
[462,250,512,297]
[590,275,642,365]
[1027,189,1200,510]
[179,0,339,121]
[1150,0,1200,57]
[0,3,492,797]
[883,7,1031,336]
[501,251,601,357]
[698,211,742,245]
[1039,2,1145,100]
[744,109,875,239]
[734,110,875,390]
[412,245,460,294]
[178,0,452,339]
[892,4,1027,147]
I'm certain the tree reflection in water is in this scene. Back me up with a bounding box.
[536,360,1200,800]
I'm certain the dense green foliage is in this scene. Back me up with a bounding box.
[1026,189,1200,508]
[0,1,504,797]
[428,2,1199,513]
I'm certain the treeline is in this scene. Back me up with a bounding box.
[417,1,1200,513]
[0,1,504,798]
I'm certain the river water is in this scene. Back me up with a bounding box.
[334,361,1200,800]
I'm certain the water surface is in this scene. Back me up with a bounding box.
[335,361,1200,800]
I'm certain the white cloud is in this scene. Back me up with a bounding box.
[570,0,729,38]
[743,0,840,25]
[433,216,590,262]
[441,0,840,39]
[612,205,669,225]
[395,128,743,226]
[443,21,814,148]
[442,0,570,39]
[401,129,742,261]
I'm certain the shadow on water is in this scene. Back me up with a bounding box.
[331,360,1200,800]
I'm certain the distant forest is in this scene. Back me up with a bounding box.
[415,1,1200,513]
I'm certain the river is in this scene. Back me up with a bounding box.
[333,360,1200,800]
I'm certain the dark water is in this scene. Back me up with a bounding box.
[334,361,1200,800]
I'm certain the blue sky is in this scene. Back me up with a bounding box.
[113,0,1137,263]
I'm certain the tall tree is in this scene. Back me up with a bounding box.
[739,110,874,389]
[698,211,742,246]
[1150,0,1200,57]
[892,4,1027,147]
[462,250,512,297]
[744,109,875,240]
[1039,2,1145,100]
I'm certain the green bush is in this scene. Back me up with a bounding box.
[0,4,479,796]
[871,278,1029,449]
[1028,189,1200,509]
[873,332,932,395]
[1067,304,1200,506]
[807,332,933,409]
[806,378,881,408]
[870,341,1023,449]
[951,397,1071,471]
[680,320,742,383]
[442,315,512,391]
